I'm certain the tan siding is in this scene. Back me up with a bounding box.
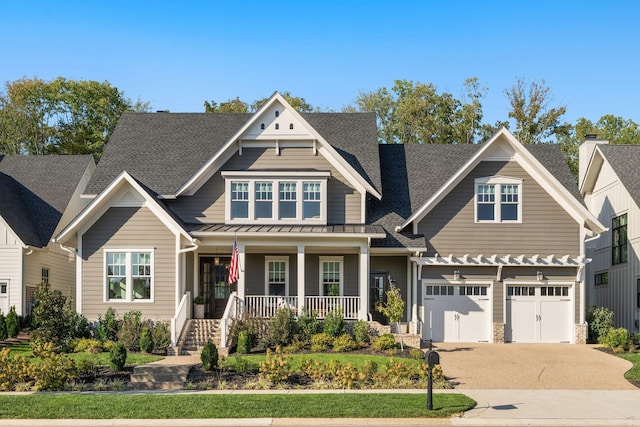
[81,207,176,321]
[418,161,580,257]
[493,283,503,323]
[185,252,195,295]
[167,147,361,224]
[24,249,75,304]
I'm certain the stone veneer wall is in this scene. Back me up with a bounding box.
[575,323,587,344]
[493,323,505,343]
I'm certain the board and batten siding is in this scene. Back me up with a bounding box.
[418,161,580,257]
[585,159,640,331]
[81,207,176,321]
[167,147,361,225]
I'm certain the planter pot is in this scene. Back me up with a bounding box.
[194,304,205,319]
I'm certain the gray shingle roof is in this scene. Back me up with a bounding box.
[86,111,381,196]
[598,144,640,208]
[370,143,581,248]
[0,155,93,247]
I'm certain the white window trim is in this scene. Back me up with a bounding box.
[41,266,50,285]
[104,249,155,303]
[319,256,344,296]
[264,256,289,296]
[223,173,328,225]
[474,176,523,223]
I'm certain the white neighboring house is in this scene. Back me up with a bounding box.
[580,137,640,332]
[0,155,95,317]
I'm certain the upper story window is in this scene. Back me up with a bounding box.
[612,213,628,265]
[475,176,522,223]
[223,172,329,224]
[105,250,153,302]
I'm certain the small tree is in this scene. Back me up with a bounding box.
[375,286,406,350]
[6,306,19,338]
[0,312,7,340]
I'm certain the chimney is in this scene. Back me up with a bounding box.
[578,134,608,189]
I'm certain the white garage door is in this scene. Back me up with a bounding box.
[423,284,491,342]
[506,285,572,343]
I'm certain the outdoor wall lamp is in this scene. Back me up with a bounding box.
[453,270,461,280]
[537,270,544,280]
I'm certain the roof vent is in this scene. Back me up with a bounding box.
[585,134,598,139]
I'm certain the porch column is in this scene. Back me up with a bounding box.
[237,242,246,301]
[358,244,369,320]
[297,245,305,314]
[411,259,418,325]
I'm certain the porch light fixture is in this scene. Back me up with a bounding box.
[453,270,460,280]
[537,270,544,280]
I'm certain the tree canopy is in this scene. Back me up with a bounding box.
[204,91,318,113]
[0,77,149,160]
[346,78,486,144]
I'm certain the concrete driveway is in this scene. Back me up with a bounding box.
[433,343,637,390]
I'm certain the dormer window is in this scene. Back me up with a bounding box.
[223,171,329,224]
[475,176,522,223]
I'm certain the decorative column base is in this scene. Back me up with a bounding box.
[493,323,505,343]
[575,323,587,344]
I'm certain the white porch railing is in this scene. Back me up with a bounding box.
[171,291,191,346]
[219,291,239,348]
[305,296,360,319]
[244,295,299,318]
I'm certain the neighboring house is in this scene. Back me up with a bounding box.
[54,93,604,346]
[580,137,640,332]
[0,155,95,317]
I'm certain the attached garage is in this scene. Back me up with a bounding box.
[423,282,492,342]
[505,284,573,343]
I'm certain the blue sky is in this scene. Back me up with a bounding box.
[2,1,639,126]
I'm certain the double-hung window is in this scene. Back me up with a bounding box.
[319,257,343,296]
[265,256,288,296]
[612,213,628,265]
[105,250,153,302]
[223,172,328,224]
[475,177,522,223]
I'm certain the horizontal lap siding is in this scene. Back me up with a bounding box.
[81,207,176,321]
[168,147,361,224]
[24,249,75,305]
[418,161,580,257]
[0,245,22,315]
[370,256,409,320]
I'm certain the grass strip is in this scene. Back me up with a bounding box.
[618,352,640,381]
[0,393,474,419]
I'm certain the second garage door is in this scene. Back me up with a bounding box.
[423,284,492,343]
[506,285,572,343]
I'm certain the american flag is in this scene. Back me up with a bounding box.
[228,239,239,284]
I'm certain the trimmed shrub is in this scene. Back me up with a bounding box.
[237,330,251,354]
[6,306,19,338]
[139,326,154,354]
[586,306,614,344]
[201,340,219,371]
[310,332,334,352]
[261,308,298,349]
[119,310,143,351]
[323,309,345,338]
[0,312,6,341]
[109,342,127,371]
[297,309,321,341]
[151,321,171,354]
[332,334,357,352]
[227,315,264,350]
[372,333,397,351]
[602,327,630,351]
[352,319,371,344]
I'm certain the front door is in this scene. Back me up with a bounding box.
[370,273,389,324]
[199,257,233,318]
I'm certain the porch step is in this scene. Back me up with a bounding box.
[130,363,193,390]
[168,319,229,357]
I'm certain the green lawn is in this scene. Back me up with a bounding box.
[0,393,475,419]
[618,352,640,381]
[4,342,163,367]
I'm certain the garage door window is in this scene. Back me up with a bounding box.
[460,286,487,296]
[541,286,568,297]
[507,286,535,296]
[426,285,454,296]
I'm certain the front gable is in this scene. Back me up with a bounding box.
[402,128,605,236]
[177,93,381,202]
